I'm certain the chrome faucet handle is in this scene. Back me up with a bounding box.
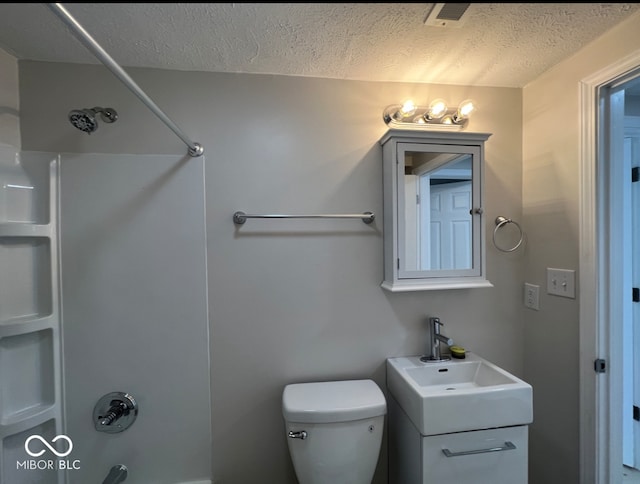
[94,392,138,433]
[430,317,444,339]
[99,401,129,426]
[421,316,452,363]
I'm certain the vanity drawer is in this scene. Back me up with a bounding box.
[421,425,528,484]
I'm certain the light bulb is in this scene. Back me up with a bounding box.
[396,100,417,119]
[454,99,476,123]
[426,98,448,120]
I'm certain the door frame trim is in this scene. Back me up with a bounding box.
[580,49,640,484]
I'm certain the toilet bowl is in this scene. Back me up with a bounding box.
[282,379,386,484]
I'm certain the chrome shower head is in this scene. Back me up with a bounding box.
[68,107,118,134]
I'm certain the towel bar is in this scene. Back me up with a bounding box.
[233,211,375,225]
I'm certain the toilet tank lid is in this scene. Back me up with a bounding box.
[282,379,387,424]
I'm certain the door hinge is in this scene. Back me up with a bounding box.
[633,287,639,302]
[594,359,606,373]
[397,258,400,270]
[634,406,640,421]
[632,166,639,183]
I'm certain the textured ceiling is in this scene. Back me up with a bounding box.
[0,3,639,88]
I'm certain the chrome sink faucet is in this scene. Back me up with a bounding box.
[420,317,453,362]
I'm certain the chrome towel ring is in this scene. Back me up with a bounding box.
[493,216,523,252]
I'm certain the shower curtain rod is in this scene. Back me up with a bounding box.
[47,3,204,157]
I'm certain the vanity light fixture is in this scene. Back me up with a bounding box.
[383,98,477,130]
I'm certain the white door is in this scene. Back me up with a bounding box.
[600,87,640,479]
[629,118,640,469]
[423,180,472,270]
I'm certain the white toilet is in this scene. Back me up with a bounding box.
[282,379,386,484]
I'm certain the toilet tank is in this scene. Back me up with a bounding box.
[282,379,386,484]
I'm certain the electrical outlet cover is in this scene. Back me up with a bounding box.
[524,283,540,310]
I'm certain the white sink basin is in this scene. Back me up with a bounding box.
[386,353,532,436]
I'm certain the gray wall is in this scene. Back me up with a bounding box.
[18,61,524,483]
[0,47,20,148]
[523,12,640,484]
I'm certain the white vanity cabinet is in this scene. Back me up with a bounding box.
[388,396,528,484]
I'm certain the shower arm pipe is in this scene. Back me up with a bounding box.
[46,3,204,157]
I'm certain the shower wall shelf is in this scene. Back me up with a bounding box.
[0,151,64,484]
[0,223,51,237]
[0,315,56,338]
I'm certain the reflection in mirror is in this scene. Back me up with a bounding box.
[404,152,472,271]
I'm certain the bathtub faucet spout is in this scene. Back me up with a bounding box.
[103,464,128,484]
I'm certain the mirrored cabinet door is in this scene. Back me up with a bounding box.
[380,130,492,291]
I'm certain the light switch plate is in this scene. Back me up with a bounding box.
[546,268,576,298]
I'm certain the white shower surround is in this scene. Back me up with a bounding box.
[59,152,211,483]
[0,147,212,483]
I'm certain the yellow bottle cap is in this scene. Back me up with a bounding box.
[450,345,466,358]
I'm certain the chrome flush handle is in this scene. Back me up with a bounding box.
[287,430,307,440]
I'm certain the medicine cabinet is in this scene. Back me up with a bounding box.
[380,130,492,291]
